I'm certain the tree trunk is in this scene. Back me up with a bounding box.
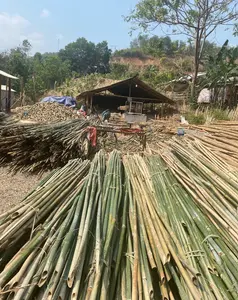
[191,55,199,108]
[191,66,199,107]
[191,24,201,107]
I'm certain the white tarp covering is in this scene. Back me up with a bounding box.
[197,88,211,103]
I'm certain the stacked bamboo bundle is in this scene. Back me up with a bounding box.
[0,113,7,123]
[0,113,17,127]
[0,150,237,299]
[154,137,238,245]
[190,121,238,167]
[0,119,98,173]
[125,154,238,299]
[12,102,80,124]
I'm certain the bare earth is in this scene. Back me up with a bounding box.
[0,168,43,215]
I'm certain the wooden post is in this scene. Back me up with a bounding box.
[129,100,132,113]
[161,104,164,119]
[129,83,132,97]
[20,77,24,106]
[90,95,93,114]
[7,78,11,113]
[0,75,2,111]
[5,78,8,112]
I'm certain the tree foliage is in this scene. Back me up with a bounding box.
[24,53,71,101]
[59,38,111,75]
[114,34,221,61]
[126,0,238,100]
[8,39,32,85]
[130,35,186,57]
[203,40,238,107]
[0,38,111,101]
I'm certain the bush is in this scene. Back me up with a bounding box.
[184,108,231,125]
[110,63,130,79]
[113,49,147,59]
[210,108,230,121]
[184,112,206,125]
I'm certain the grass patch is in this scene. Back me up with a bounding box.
[211,109,230,121]
[184,108,231,125]
[184,112,206,125]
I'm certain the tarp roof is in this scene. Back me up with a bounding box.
[0,70,18,80]
[77,76,173,104]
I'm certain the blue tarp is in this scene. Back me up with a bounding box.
[41,96,76,107]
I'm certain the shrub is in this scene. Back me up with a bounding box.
[210,108,230,121]
[184,112,206,125]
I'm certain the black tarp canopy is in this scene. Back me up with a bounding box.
[77,76,174,105]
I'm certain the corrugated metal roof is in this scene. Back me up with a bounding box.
[0,70,18,80]
[77,76,174,104]
[1,85,16,92]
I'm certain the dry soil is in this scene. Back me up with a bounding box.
[0,168,43,214]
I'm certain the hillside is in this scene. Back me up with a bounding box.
[111,55,195,73]
[111,55,162,67]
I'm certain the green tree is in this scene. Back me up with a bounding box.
[59,38,111,75]
[7,40,33,93]
[40,55,71,89]
[110,63,130,79]
[130,35,191,57]
[204,40,238,107]
[0,52,9,72]
[8,40,32,80]
[25,53,71,101]
[126,0,238,102]
[95,41,111,73]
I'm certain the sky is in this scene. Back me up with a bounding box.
[0,0,237,54]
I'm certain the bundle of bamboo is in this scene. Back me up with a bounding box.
[12,102,80,124]
[0,149,237,299]
[153,137,238,245]
[190,121,238,167]
[0,113,7,123]
[125,154,238,299]
[0,113,16,127]
[0,119,98,173]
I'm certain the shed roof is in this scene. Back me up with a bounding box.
[0,70,18,80]
[77,76,173,104]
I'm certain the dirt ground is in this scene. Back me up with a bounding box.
[0,168,43,215]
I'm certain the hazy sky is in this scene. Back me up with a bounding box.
[0,0,237,53]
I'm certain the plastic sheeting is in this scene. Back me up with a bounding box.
[41,96,76,107]
[197,89,211,103]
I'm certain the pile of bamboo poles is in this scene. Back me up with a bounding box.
[154,137,238,244]
[0,150,237,299]
[190,121,238,167]
[0,113,16,127]
[125,154,238,299]
[0,113,7,123]
[12,102,80,123]
[0,118,99,173]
